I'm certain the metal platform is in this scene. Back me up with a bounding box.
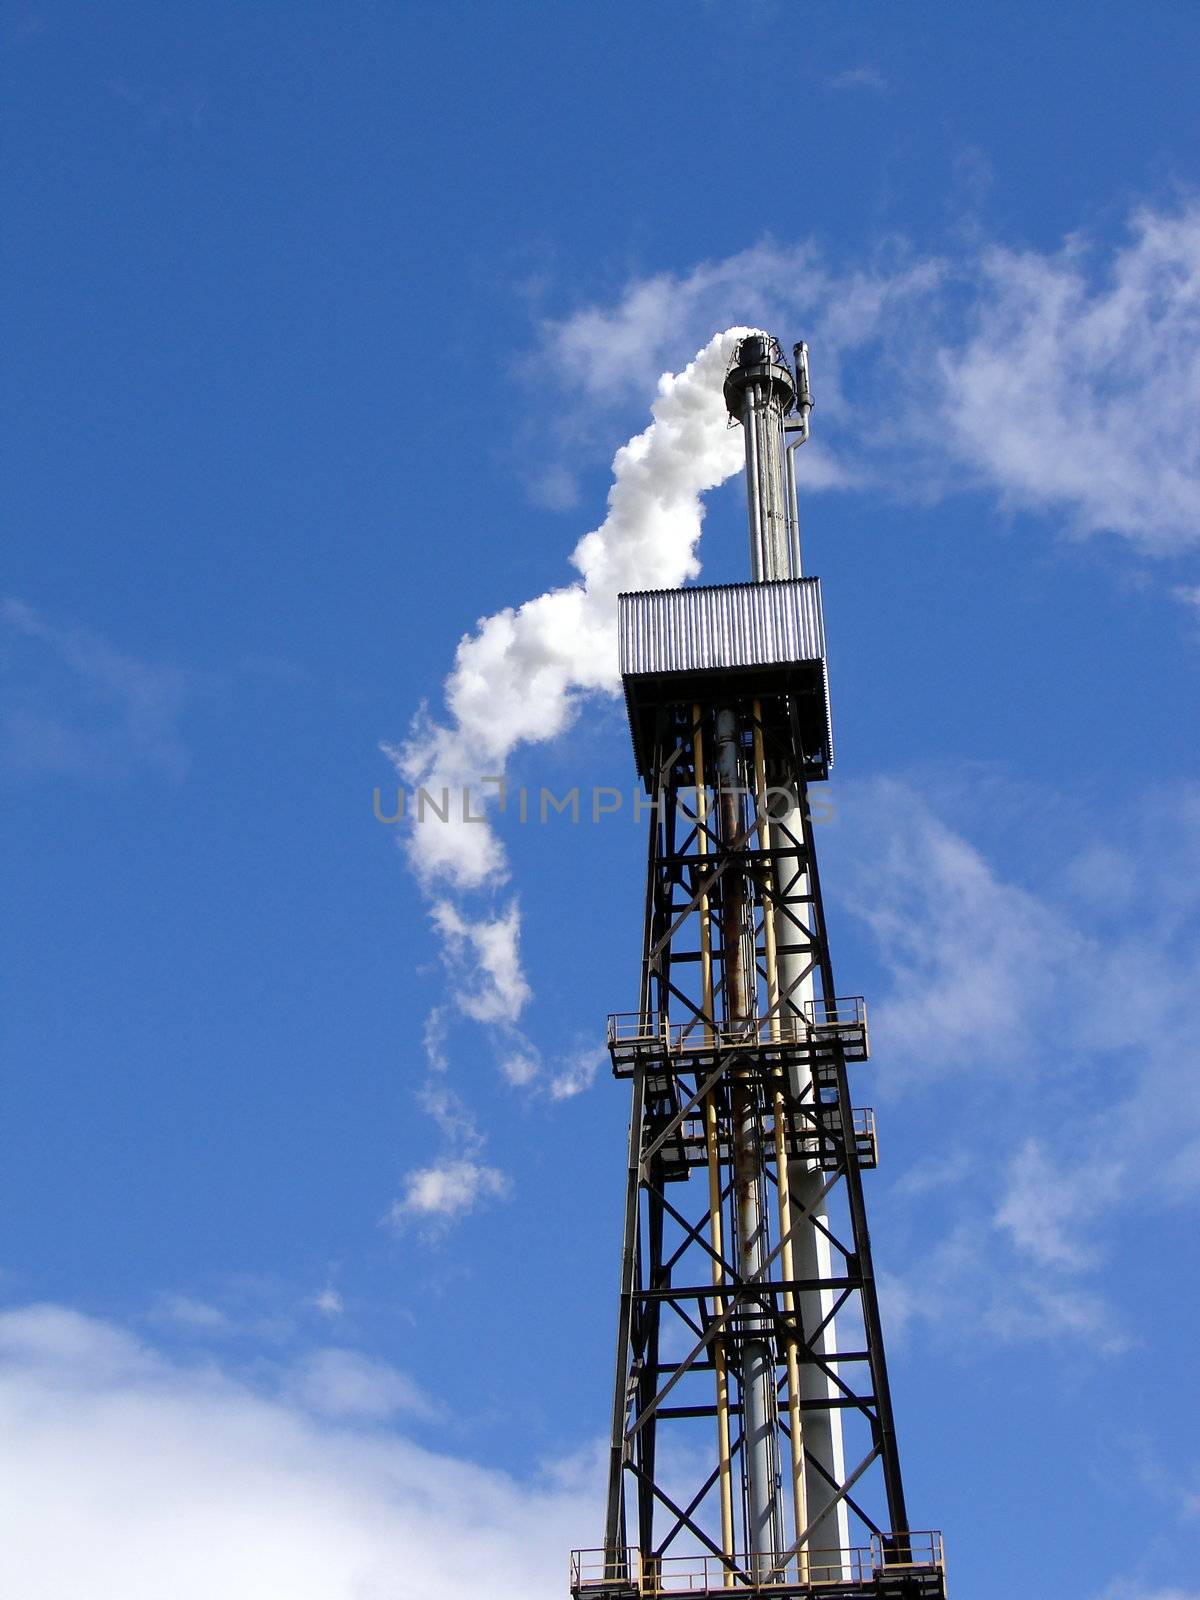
[607,1002,876,1179]
[644,1102,878,1179]
[570,1534,946,1600]
[607,998,869,1079]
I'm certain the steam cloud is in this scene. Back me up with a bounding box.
[385,329,750,1023]
[382,329,753,1214]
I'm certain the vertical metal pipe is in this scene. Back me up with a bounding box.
[786,339,812,580]
[603,1062,645,1579]
[694,709,715,1040]
[761,398,788,579]
[753,707,808,1580]
[705,1103,736,1586]
[693,708,736,1580]
[751,709,780,1038]
[639,1189,664,1593]
[797,795,912,1549]
[785,439,803,578]
[742,387,765,582]
[772,782,851,1571]
[742,380,793,583]
[604,802,663,1579]
[715,706,780,1574]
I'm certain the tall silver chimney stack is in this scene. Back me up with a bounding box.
[723,333,812,582]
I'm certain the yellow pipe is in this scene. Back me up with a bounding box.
[694,707,715,1044]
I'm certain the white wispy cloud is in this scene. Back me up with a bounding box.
[879,1224,1128,1355]
[0,1302,596,1600]
[430,900,531,1024]
[537,198,1200,554]
[1,597,194,778]
[285,1347,440,1423]
[150,1293,232,1332]
[839,777,1200,1349]
[934,205,1200,552]
[388,1062,511,1232]
[499,1045,540,1088]
[994,1137,1119,1272]
[838,777,1089,1077]
[388,1157,510,1224]
[539,241,938,452]
[827,65,888,92]
[1095,1587,1200,1600]
[547,1047,607,1102]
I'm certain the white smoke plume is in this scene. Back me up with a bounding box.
[382,330,754,1215]
[385,327,751,1017]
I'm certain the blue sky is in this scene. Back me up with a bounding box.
[3,3,1199,1596]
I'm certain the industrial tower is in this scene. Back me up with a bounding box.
[571,336,946,1600]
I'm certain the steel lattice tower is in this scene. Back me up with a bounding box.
[571,337,947,1600]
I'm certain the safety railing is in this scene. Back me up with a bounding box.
[608,1013,671,1049]
[663,1101,877,1171]
[802,996,869,1061]
[802,995,866,1030]
[570,1546,871,1593]
[570,1533,943,1595]
[607,1012,818,1053]
[669,1015,808,1051]
[870,1530,945,1571]
[608,1003,870,1071]
[793,1105,877,1160]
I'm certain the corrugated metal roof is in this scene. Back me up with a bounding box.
[618,578,834,781]
[618,578,826,677]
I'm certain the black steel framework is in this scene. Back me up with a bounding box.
[579,686,946,1600]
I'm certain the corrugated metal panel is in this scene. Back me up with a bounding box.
[619,579,826,677]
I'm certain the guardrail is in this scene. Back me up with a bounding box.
[803,995,867,1032]
[607,1007,866,1052]
[570,1532,943,1595]
[570,1546,871,1592]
